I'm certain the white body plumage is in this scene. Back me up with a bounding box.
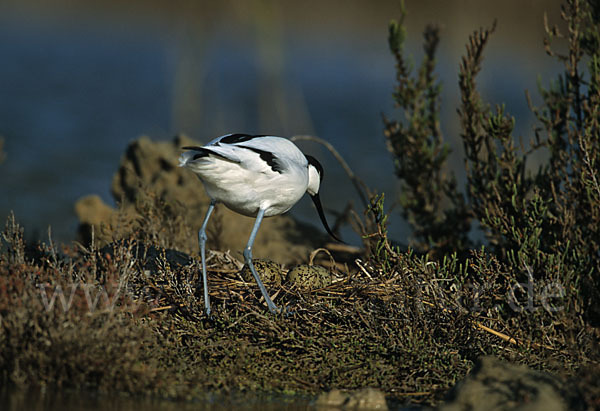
[178,133,339,315]
[179,135,320,217]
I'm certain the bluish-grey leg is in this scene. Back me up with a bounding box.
[199,200,216,316]
[244,208,279,313]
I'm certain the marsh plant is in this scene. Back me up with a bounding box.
[0,0,599,407]
[376,0,599,393]
[383,0,599,319]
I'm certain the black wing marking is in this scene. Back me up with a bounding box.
[182,146,210,160]
[240,146,284,173]
[219,133,268,145]
[184,135,281,171]
[181,146,233,161]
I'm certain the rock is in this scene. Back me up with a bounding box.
[75,195,116,229]
[315,388,388,410]
[286,264,333,289]
[74,194,136,245]
[439,356,568,411]
[74,135,330,265]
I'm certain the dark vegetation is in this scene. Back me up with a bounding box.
[1,0,598,407]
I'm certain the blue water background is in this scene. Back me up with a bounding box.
[0,1,563,245]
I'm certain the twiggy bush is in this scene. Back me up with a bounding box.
[383,0,599,327]
[0,215,166,393]
[0,1,598,407]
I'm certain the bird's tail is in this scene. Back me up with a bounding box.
[179,146,211,167]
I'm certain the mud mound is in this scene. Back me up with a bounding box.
[75,135,331,264]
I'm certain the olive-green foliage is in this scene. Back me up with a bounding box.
[0,214,480,405]
[385,5,471,254]
[384,0,599,325]
[378,0,599,404]
[0,214,164,393]
[2,206,596,406]
[1,1,598,408]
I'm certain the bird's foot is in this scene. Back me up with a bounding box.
[268,304,295,317]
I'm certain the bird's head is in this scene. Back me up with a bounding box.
[306,155,323,197]
[305,155,343,243]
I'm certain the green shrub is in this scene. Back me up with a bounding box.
[383,0,599,326]
[0,0,598,407]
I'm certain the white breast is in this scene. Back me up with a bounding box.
[180,136,310,217]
